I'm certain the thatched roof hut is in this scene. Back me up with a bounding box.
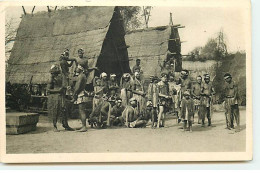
[125,25,182,79]
[6,6,131,85]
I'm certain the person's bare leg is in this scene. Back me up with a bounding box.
[182,120,187,132]
[161,112,165,127]
[77,103,87,132]
[157,106,164,128]
[189,120,192,132]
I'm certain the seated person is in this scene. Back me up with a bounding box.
[109,98,125,126]
[89,94,110,128]
[122,97,147,128]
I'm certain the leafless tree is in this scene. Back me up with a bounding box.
[142,6,152,28]
[5,18,17,47]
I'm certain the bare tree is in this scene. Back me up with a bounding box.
[119,6,142,31]
[5,18,17,47]
[142,6,152,28]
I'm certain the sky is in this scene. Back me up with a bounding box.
[5,6,247,55]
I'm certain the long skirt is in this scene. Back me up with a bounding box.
[48,94,64,125]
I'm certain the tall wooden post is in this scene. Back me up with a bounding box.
[169,12,173,26]
[31,6,36,15]
[22,6,27,15]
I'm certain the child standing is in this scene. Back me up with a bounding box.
[180,91,195,132]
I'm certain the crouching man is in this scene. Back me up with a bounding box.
[89,94,111,128]
[122,97,147,128]
[109,97,125,126]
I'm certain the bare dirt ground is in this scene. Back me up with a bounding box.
[6,107,246,153]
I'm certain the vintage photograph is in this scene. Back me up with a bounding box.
[2,0,252,162]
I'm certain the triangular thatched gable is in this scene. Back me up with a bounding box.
[6,6,131,84]
[125,25,182,79]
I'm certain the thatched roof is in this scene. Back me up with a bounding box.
[125,25,181,78]
[6,6,128,84]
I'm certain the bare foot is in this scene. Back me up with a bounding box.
[64,127,75,131]
[53,128,60,132]
[77,127,88,132]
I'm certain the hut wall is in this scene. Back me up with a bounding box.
[126,26,173,79]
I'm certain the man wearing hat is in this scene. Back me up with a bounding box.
[180,91,195,132]
[132,71,146,114]
[200,74,215,127]
[109,97,125,126]
[120,73,133,107]
[108,73,119,97]
[93,77,103,110]
[100,72,109,93]
[157,73,171,128]
[191,75,203,124]
[47,64,74,132]
[223,73,240,132]
[122,97,147,128]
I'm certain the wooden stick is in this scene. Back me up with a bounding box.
[31,6,35,15]
[22,6,27,15]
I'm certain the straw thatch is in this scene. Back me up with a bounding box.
[6,6,130,84]
[125,25,182,79]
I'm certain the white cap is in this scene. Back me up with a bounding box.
[100,72,107,78]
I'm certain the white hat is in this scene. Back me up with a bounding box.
[77,65,84,71]
[100,72,107,78]
[129,97,137,102]
[110,73,116,77]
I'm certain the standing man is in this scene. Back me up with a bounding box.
[223,73,240,132]
[120,73,133,107]
[47,64,73,132]
[191,75,202,124]
[93,77,103,110]
[178,70,192,124]
[132,71,146,114]
[108,73,119,97]
[59,51,75,88]
[157,73,171,128]
[71,66,89,132]
[180,91,195,132]
[200,74,215,127]
[132,59,142,74]
[100,72,109,93]
[147,76,159,128]
[74,48,89,76]
[180,70,192,95]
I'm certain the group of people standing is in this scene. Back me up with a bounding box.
[47,48,241,133]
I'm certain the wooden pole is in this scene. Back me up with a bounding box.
[47,6,51,12]
[54,6,58,11]
[22,6,27,15]
[31,6,36,15]
[169,12,173,26]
